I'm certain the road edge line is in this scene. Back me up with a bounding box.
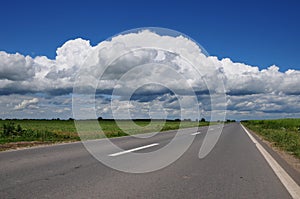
[241,124,300,199]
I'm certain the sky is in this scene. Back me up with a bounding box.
[0,0,300,120]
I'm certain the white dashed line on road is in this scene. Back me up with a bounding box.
[108,143,159,157]
[191,132,202,135]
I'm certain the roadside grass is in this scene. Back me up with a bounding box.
[0,119,210,146]
[242,118,300,158]
[0,120,79,144]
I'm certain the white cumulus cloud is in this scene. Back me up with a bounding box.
[14,98,39,110]
[0,29,299,119]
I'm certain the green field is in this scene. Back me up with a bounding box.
[242,118,300,158]
[0,119,209,145]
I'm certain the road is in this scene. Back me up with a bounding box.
[0,123,297,198]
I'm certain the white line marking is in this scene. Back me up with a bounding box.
[108,143,159,157]
[241,124,300,199]
[191,132,202,135]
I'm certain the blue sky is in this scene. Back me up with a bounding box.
[1,0,300,120]
[1,0,299,71]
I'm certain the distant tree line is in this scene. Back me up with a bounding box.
[0,117,222,122]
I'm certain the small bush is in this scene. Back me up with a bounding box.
[2,122,23,137]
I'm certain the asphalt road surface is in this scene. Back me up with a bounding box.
[0,123,297,198]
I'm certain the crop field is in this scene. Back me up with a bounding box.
[242,118,300,158]
[0,119,209,147]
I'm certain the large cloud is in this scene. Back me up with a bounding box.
[1,30,299,97]
[0,29,299,119]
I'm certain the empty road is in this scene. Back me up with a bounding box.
[0,123,298,198]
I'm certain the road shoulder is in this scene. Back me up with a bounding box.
[242,124,300,186]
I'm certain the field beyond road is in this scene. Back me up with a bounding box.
[0,119,209,151]
[242,118,300,158]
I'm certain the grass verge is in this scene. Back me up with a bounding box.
[242,118,300,158]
